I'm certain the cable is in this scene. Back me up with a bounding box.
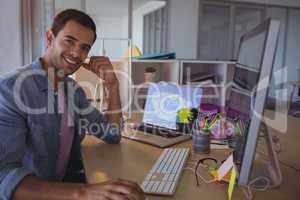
[242,176,271,200]
[184,167,216,184]
[257,134,300,172]
[258,150,300,173]
[186,161,197,166]
[248,176,270,191]
[187,159,271,200]
[278,160,300,173]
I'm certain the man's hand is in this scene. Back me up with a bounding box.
[82,56,118,86]
[13,176,145,200]
[79,179,146,200]
[81,56,122,128]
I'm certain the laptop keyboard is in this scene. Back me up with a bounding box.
[134,124,182,138]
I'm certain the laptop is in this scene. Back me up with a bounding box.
[122,82,202,148]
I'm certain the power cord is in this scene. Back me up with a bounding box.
[242,176,271,200]
[184,167,217,184]
[185,161,217,184]
[257,135,300,172]
[258,150,300,173]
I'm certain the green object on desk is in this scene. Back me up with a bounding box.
[177,107,193,123]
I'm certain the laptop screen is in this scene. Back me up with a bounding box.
[143,83,202,130]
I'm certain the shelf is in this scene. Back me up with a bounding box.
[75,59,236,118]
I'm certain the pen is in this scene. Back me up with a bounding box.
[235,120,242,135]
[208,113,221,129]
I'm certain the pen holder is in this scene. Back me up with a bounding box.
[230,135,246,165]
[177,122,193,134]
[192,129,211,154]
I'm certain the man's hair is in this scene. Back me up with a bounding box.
[51,9,97,43]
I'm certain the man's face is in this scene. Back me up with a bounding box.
[46,20,95,76]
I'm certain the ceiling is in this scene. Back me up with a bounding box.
[56,0,164,18]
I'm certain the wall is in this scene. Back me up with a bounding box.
[55,0,83,13]
[266,7,288,100]
[168,0,199,59]
[54,0,129,58]
[286,9,300,101]
[86,0,129,58]
[89,16,128,58]
[31,0,49,61]
[0,0,23,74]
[286,9,300,81]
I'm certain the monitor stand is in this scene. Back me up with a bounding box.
[249,121,282,188]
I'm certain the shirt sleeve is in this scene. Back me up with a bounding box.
[0,83,34,200]
[74,84,121,144]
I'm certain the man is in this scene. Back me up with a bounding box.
[0,9,145,200]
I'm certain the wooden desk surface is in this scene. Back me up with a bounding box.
[81,134,300,200]
[81,110,300,199]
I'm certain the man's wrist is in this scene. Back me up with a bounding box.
[105,82,119,90]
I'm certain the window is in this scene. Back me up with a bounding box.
[143,5,168,54]
[197,1,265,60]
[198,4,231,60]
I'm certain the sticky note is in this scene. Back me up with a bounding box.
[217,154,233,181]
[209,170,231,182]
[228,167,237,200]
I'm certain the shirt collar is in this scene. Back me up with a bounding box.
[31,58,49,92]
[32,58,73,92]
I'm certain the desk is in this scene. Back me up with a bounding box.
[81,112,300,199]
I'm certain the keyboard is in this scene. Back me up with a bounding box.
[134,124,182,138]
[141,148,190,195]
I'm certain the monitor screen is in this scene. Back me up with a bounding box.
[143,83,202,130]
[234,21,269,92]
[237,30,267,71]
[227,88,252,121]
[233,65,260,91]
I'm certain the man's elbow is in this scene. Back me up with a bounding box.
[104,126,121,144]
[109,129,121,144]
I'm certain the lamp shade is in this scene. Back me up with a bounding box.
[123,45,142,57]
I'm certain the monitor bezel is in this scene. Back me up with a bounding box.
[236,18,281,187]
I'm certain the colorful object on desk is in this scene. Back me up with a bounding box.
[196,112,231,139]
[192,129,211,154]
[233,117,248,136]
[177,107,193,123]
[208,113,221,129]
[210,117,235,139]
[202,116,209,130]
[214,154,237,200]
[209,169,231,183]
[228,166,237,200]
[193,111,212,154]
[234,118,242,136]
[217,154,233,181]
[196,109,249,139]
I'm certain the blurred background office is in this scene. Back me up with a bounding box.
[1,0,300,106]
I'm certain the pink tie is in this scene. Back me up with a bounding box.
[56,87,74,180]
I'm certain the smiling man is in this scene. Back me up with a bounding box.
[0,9,145,200]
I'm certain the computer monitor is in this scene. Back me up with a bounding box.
[228,18,282,187]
